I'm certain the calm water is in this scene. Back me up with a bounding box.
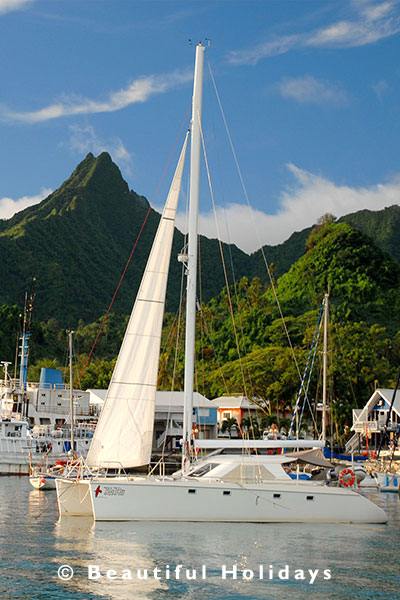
[0,478,399,600]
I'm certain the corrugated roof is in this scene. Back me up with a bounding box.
[210,395,258,409]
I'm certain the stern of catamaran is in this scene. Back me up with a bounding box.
[56,478,93,517]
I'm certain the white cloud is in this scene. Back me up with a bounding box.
[227,1,400,65]
[0,188,52,220]
[228,35,301,66]
[0,0,33,15]
[175,165,400,253]
[372,79,390,102]
[1,69,192,124]
[275,75,349,106]
[68,124,132,173]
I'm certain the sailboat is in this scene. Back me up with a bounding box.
[29,332,81,490]
[56,43,387,524]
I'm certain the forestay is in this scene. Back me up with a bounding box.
[87,133,189,468]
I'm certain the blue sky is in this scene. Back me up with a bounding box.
[1,0,400,252]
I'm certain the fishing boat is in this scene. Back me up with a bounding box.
[56,43,387,524]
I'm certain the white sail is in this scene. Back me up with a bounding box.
[87,133,189,468]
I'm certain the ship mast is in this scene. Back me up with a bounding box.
[68,330,75,453]
[182,42,205,473]
[322,292,329,443]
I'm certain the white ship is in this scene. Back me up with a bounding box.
[0,340,96,475]
[57,43,387,524]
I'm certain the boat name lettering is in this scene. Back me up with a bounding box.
[103,486,125,497]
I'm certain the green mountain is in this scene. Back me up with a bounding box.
[190,221,400,413]
[339,205,400,264]
[0,153,249,325]
[3,215,399,432]
[274,221,400,330]
[1,151,399,328]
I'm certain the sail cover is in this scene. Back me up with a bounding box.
[87,134,188,468]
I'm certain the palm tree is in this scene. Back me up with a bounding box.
[241,416,260,439]
[221,417,240,438]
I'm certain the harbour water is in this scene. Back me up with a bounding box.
[0,478,399,599]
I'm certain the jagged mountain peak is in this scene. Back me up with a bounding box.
[59,152,129,197]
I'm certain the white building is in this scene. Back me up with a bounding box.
[348,388,400,453]
[88,389,218,452]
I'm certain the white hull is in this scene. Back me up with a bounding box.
[56,477,387,524]
[358,474,378,488]
[0,433,91,476]
[29,475,57,490]
[375,472,399,493]
[56,478,94,516]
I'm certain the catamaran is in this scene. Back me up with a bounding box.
[56,43,387,524]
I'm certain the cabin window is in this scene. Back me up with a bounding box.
[189,463,218,478]
[223,491,231,496]
[273,493,281,499]
[306,496,314,501]
[188,489,196,494]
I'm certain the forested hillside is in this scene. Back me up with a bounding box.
[1,219,398,440]
[1,152,399,327]
[1,152,400,439]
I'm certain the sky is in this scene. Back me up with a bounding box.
[1,0,400,253]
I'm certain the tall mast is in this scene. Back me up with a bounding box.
[322,292,329,443]
[19,278,36,392]
[68,331,75,453]
[182,42,205,473]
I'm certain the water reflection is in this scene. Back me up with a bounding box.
[0,479,399,599]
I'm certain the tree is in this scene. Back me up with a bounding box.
[220,417,240,438]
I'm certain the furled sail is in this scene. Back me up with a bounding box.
[87,133,189,468]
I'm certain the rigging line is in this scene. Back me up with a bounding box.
[223,207,257,405]
[77,113,191,388]
[197,108,249,400]
[161,260,186,461]
[198,236,206,398]
[298,316,323,434]
[199,309,231,397]
[288,302,324,438]
[207,61,302,382]
[161,170,190,461]
[157,313,179,387]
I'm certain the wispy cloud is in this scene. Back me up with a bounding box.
[228,1,400,65]
[67,124,133,174]
[372,79,390,102]
[228,35,301,66]
[1,69,192,124]
[0,188,52,220]
[0,0,33,15]
[175,165,400,253]
[274,75,349,106]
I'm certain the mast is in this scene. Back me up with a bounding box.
[18,278,36,392]
[182,42,205,473]
[68,331,75,453]
[322,292,329,443]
